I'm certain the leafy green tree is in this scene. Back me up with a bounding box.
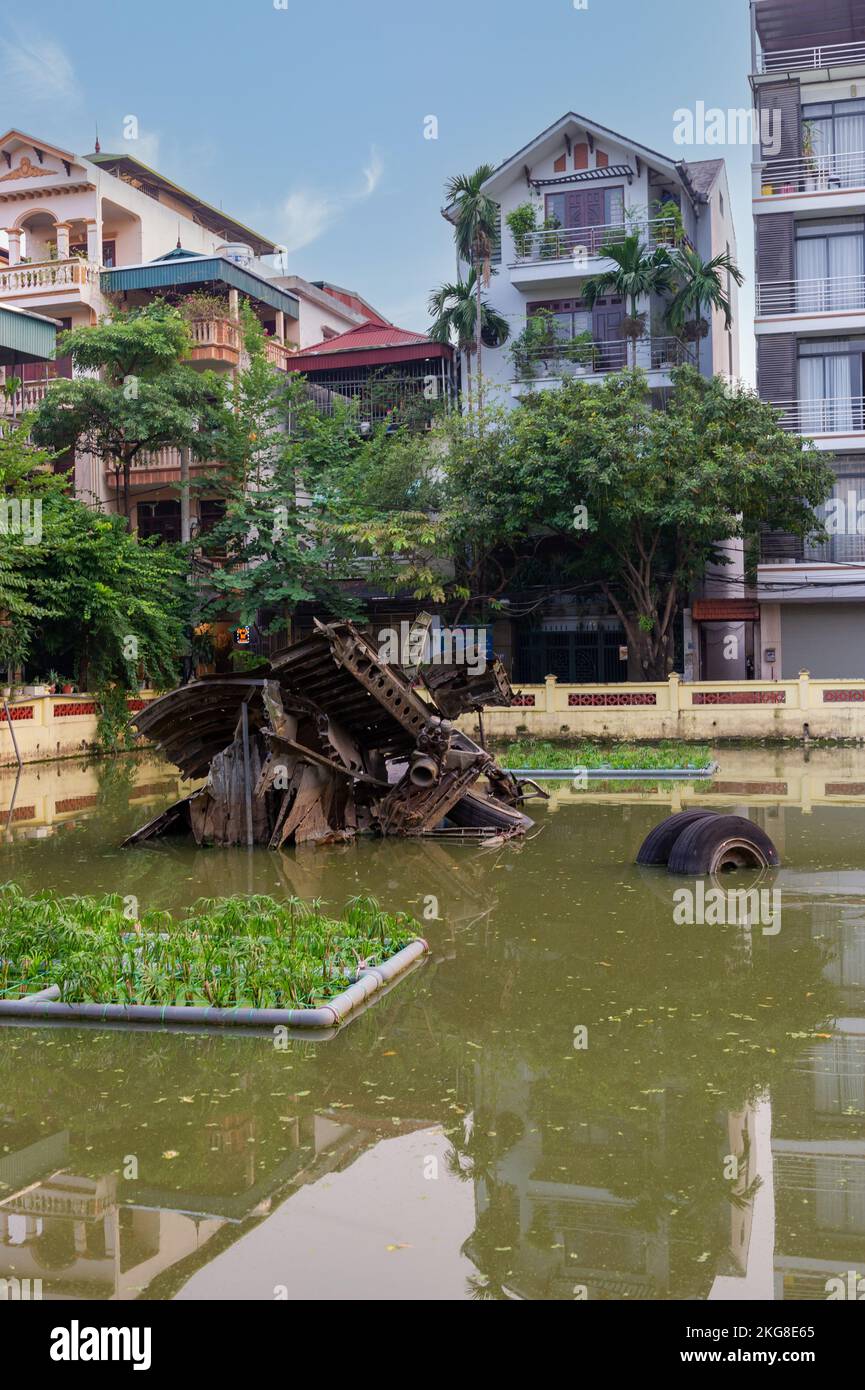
[429,269,509,411]
[0,423,65,673]
[200,314,363,642]
[503,367,835,677]
[30,302,226,524]
[443,165,504,410]
[667,246,744,339]
[27,495,188,694]
[582,232,675,365]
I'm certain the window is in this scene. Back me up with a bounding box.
[795,217,864,310]
[102,240,116,267]
[798,336,865,431]
[137,500,181,543]
[528,299,592,339]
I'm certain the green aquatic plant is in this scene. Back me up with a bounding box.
[0,885,418,1010]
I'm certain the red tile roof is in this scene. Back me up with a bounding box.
[296,323,434,357]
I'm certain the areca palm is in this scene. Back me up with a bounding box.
[428,270,509,411]
[666,246,744,340]
[582,233,675,366]
[444,164,500,409]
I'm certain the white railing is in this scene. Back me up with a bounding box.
[0,257,101,298]
[757,274,865,316]
[0,379,53,416]
[759,150,865,195]
[772,398,865,434]
[514,336,693,382]
[759,40,865,74]
[509,217,679,265]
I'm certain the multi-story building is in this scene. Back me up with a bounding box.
[751,0,865,678]
[446,114,743,682]
[0,130,390,539]
[458,111,739,403]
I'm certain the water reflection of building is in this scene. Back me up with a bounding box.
[770,874,865,1300]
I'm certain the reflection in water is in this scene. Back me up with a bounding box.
[0,750,863,1300]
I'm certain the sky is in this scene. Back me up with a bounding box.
[0,0,757,381]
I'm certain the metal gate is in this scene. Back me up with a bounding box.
[515,626,627,684]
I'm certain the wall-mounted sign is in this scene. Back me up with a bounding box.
[619,645,628,661]
[234,626,251,648]
[764,648,776,664]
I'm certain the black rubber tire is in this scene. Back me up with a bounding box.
[666,814,780,876]
[635,809,720,867]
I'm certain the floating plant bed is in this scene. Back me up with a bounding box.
[497,740,715,774]
[509,766,718,781]
[0,886,428,1032]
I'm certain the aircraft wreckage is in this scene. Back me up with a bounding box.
[124,619,537,850]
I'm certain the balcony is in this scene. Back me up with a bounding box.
[756,274,865,317]
[0,257,102,307]
[758,40,865,74]
[185,317,241,370]
[757,151,865,199]
[508,218,679,290]
[511,336,694,394]
[772,398,865,440]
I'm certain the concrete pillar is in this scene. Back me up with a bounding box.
[544,673,558,715]
[55,222,71,259]
[275,310,285,344]
[228,288,239,322]
[0,1211,9,1242]
[798,668,811,713]
[180,448,191,543]
[6,229,21,265]
[668,671,681,714]
[73,1220,87,1255]
[85,219,100,262]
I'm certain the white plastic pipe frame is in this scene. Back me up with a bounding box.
[0,939,429,1032]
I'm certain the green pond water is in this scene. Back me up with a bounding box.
[0,751,863,1301]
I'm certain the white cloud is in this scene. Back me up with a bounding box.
[0,30,81,107]
[276,190,340,254]
[275,146,383,254]
[360,146,383,197]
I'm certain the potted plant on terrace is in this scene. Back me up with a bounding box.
[505,202,537,259]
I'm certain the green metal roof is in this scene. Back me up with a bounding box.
[100,256,299,319]
[0,304,57,365]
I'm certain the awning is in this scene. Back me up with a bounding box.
[691,600,760,622]
[0,303,58,365]
[101,256,299,319]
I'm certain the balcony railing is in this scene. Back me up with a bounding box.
[759,151,865,196]
[0,257,101,299]
[759,40,865,74]
[772,398,865,434]
[0,379,53,416]
[514,336,694,382]
[263,338,295,371]
[756,274,865,316]
[509,217,680,265]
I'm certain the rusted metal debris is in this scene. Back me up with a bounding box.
[124,619,534,849]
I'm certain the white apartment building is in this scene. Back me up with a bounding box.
[751,0,865,678]
[448,113,745,683]
[458,112,739,404]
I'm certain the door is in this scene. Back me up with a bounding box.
[592,297,625,370]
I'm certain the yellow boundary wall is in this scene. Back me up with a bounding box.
[459,672,865,743]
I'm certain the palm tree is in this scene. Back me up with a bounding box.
[443,165,500,410]
[428,270,509,411]
[582,233,675,367]
[666,246,744,345]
